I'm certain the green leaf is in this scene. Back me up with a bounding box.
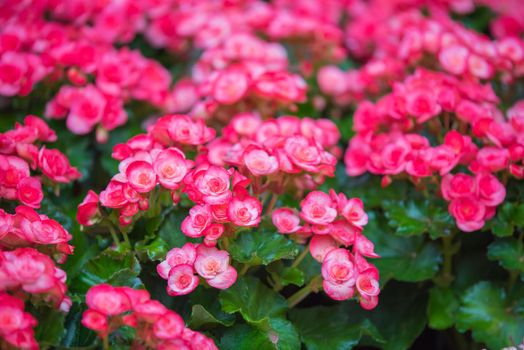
[427,286,459,330]
[220,324,275,350]
[281,267,304,287]
[268,318,301,350]
[135,236,169,262]
[337,281,428,350]
[188,288,235,328]
[490,202,524,237]
[383,199,453,238]
[365,282,428,350]
[34,308,65,346]
[61,302,97,347]
[158,210,190,247]
[219,276,287,324]
[73,247,142,294]
[456,281,524,349]
[487,237,524,273]
[220,318,301,350]
[366,214,442,282]
[228,228,299,265]
[290,305,384,350]
[189,305,234,329]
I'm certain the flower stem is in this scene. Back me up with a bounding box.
[239,264,250,276]
[291,246,310,268]
[438,233,456,287]
[108,224,120,247]
[508,231,524,293]
[121,230,131,248]
[102,336,109,350]
[287,275,322,308]
[265,193,279,214]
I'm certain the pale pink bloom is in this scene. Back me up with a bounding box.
[167,264,199,296]
[354,233,380,258]
[227,195,262,227]
[181,205,212,238]
[300,191,337,225]
[439,44,469,75]
[126,160,157,193]
[309,235,338,262]
[194,246,237,289]
[243,148,278,176]
[154,148,193,190]
[272,208,301,234]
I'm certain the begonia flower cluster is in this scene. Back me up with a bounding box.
[0,205,73,262]
[0,116,80,208]
[157,243,237,296]
[343,68,522,231]
[318,0,524,104]
[273,190,380,307]
[80,111,350,301]
[82,284,217,350]
[207,113,340,193]
[0,0,345,140]
[0,292,38,350]
[0,116,74,349]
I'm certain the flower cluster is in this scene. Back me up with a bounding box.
[1,4,171,141]
[0,116,74,349]
[0,116,81,208]
[273,190,380,308]
[181,164,262,239]
[343,69,521,231]
[207,113,340,193]
[154,0,345,120]
[0,292,38,350]
[82,284,217,350]
[157,243,237,296]
[0,0,347,140]
[81,114,215,226]
[318,0,524,104]
[188,33,307,120]
[0,206,73,262]
[0,248,71,312]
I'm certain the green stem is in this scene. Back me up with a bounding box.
[221,236,230,251]
[272,276,283,292]
[437,233,456,287]
[265,193,279,214]
[121,230,131,248]
[287,275,322,308]
[239,264,250,276]
[508,231,524,293]
[291,246,309,268]
[102,336,109,350]
[108,224,120,247]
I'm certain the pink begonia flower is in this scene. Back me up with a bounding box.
[309,235,338,262]
[77,190,100,226]
[300,191,337,225]
[167,264,199,296]
[272,208,301,234]
[194,246,237,289]
[125,160,157,193]
[86,284,131,316]
[448,197,486,232]
[227,195,262,227]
